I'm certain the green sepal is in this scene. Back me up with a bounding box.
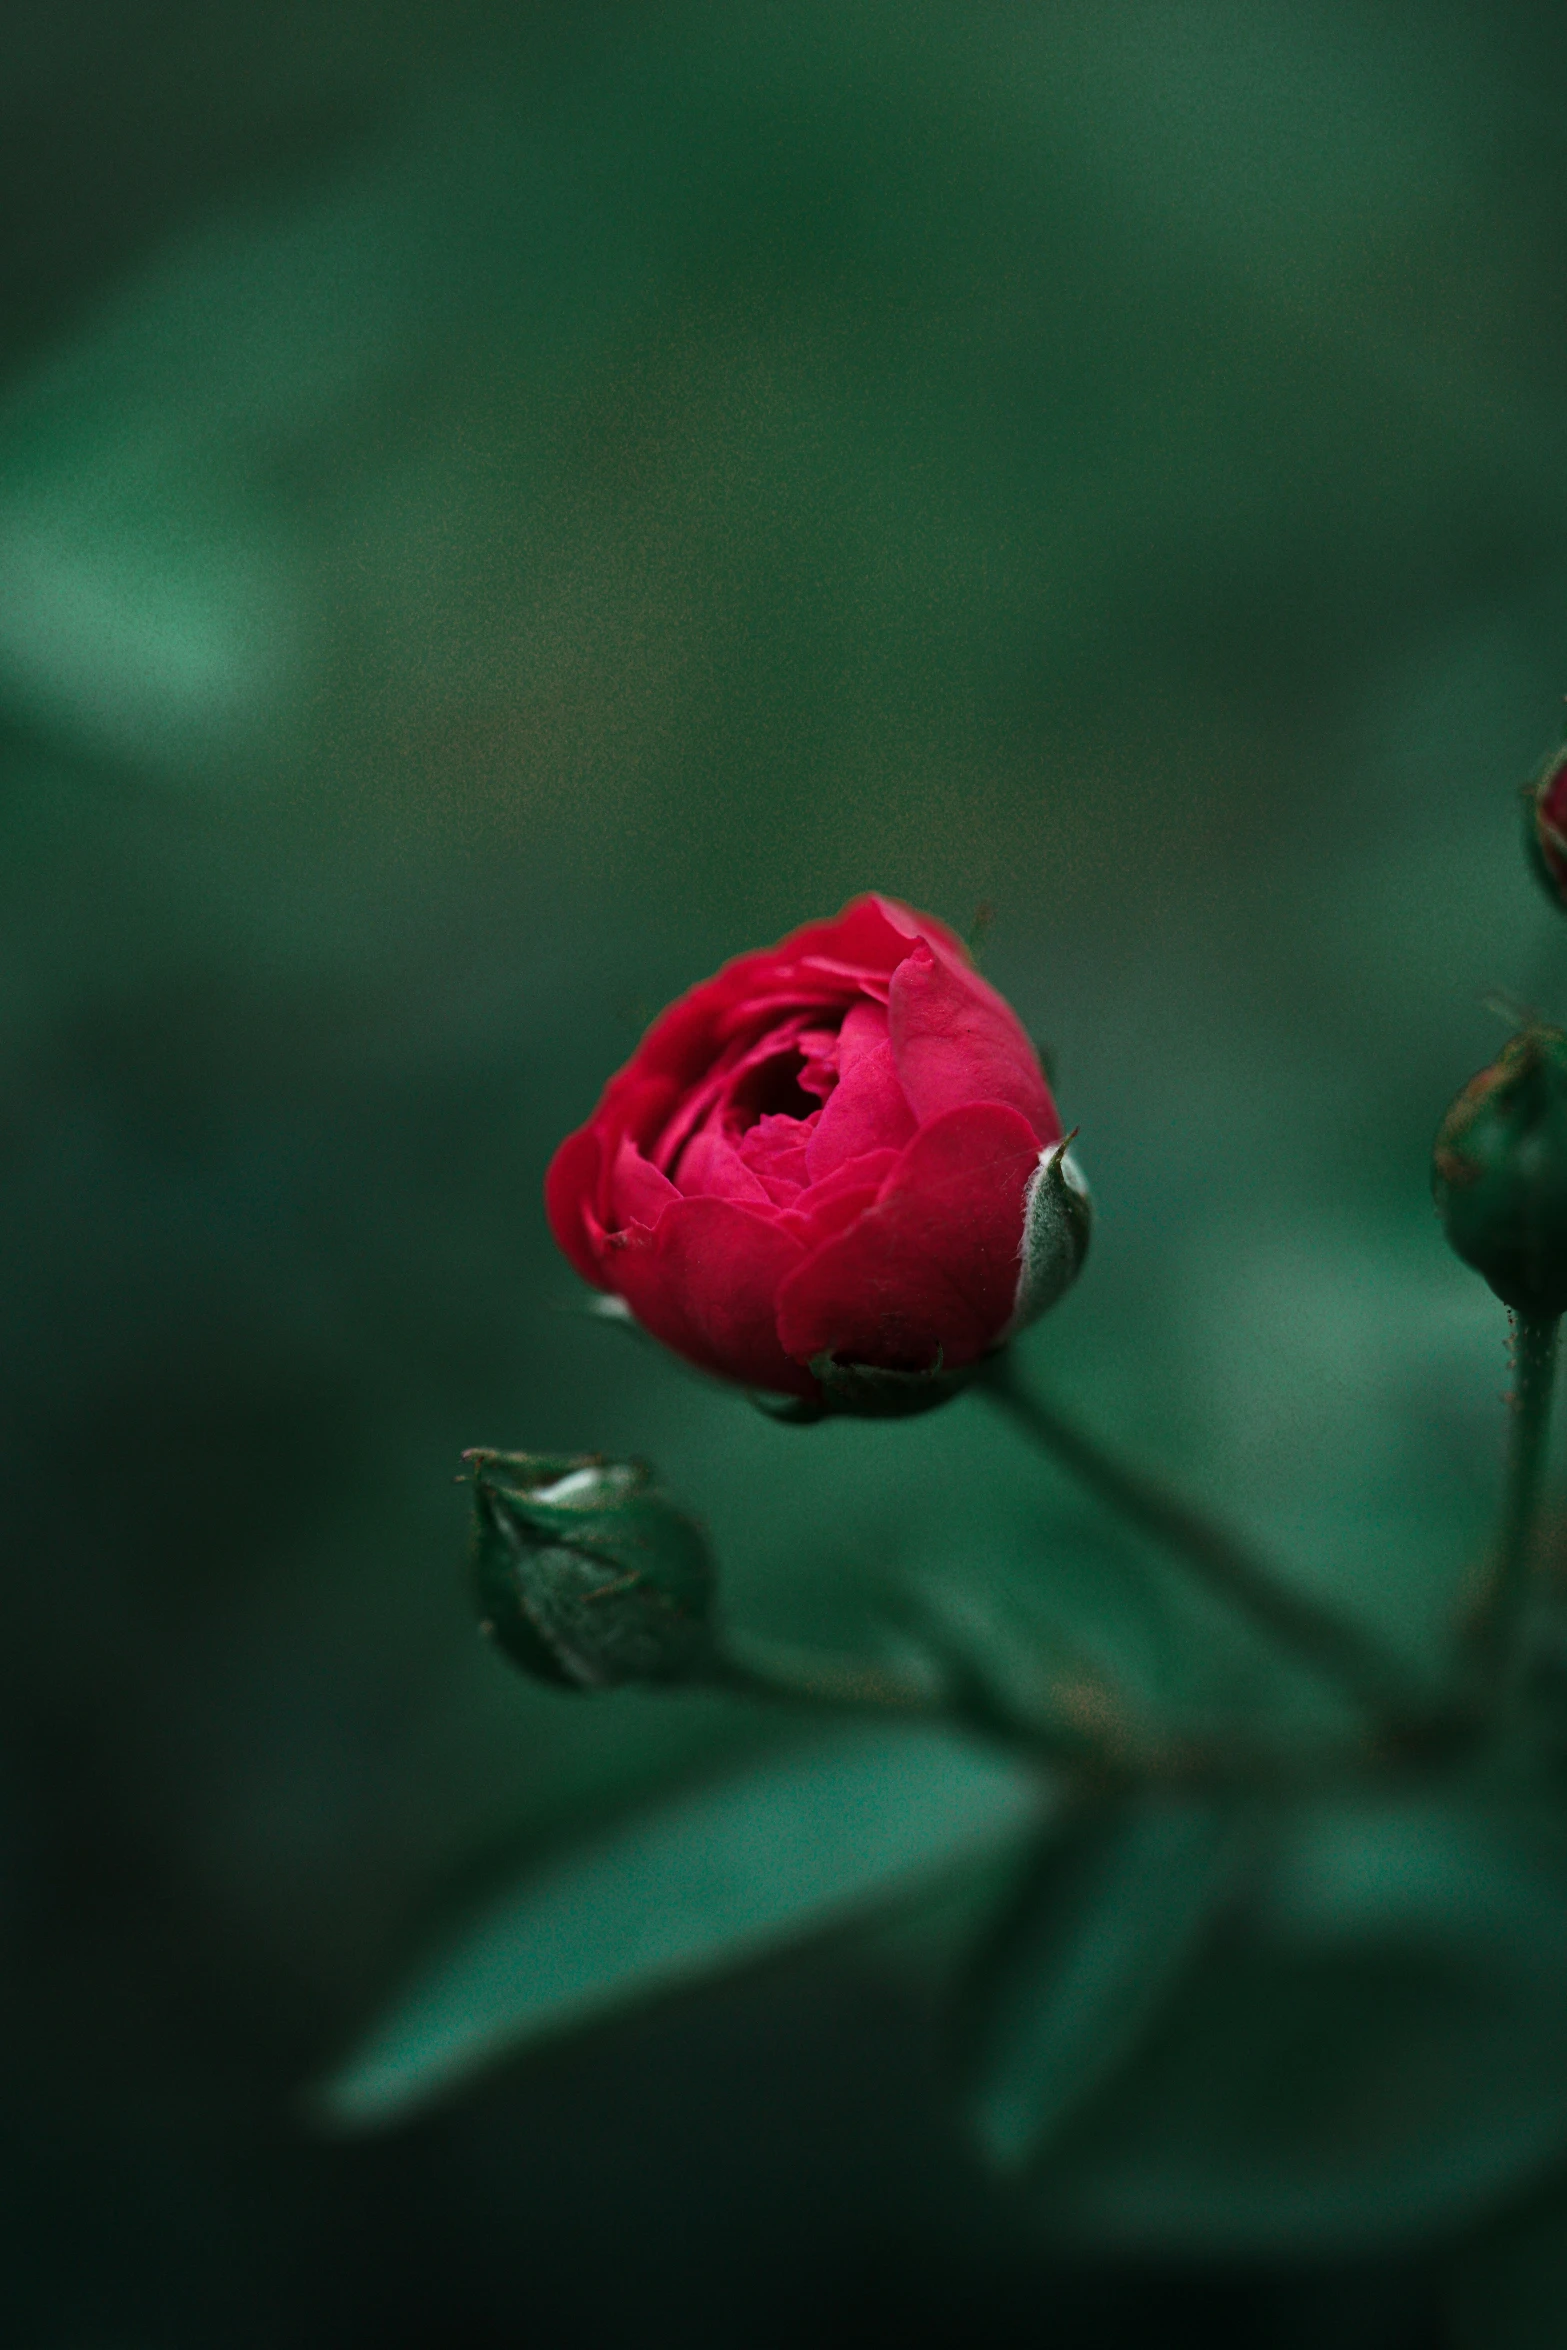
[468,1449,718,1691]
[747,1352,976,1423]
[1433,1025,1567,1316]
[749,1390,828,1424]
[1006,1134,1092,1336]
[809,1350,976,1418]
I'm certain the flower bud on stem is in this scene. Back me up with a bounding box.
[1433,1026,1567,1318]
[468,1450,720,1691]
[1526,744,1567,914]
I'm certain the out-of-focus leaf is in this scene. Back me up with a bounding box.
[312,1719,1049,2129]
[1032,1792,1567,2255]
[890,1564,1173,1758]
[1446,2171,1567,2350]
[964,1792,1248,2168]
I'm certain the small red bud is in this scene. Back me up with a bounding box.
[1526,745,1567,911]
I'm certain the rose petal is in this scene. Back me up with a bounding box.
[578,899,969,1138]
[867,893,972,967]
[608,1137,681,1229]
[611,1198,814,1396]
[675,1126,774,1206]
[652,1015,815,1173]
[701,900,940,1034]
[838,1001,889,1069]
[648,898,917,1068]
[772,894,929,978]
[796,1027,841,1101]
[776,1103,1041,1372]
[779,1182,881,1247]
[545,1125,609,1286]
[737,1113,814,1204]
[888,940,1059,1143]
[605,1072,683,1155]
[804,1038,915,1181]
[781,1145,904,1243]
[791,962,892,1007]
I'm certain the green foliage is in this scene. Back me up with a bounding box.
[314,1721,1047,2128]
[1033,1790,1567,2253]
[962,1793,1250,2168]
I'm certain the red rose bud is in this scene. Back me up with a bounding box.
[1433,1026,1567,1316]
[468,1450,717,1690]
[1527,744,1567,911]
[546,895,1088,1412]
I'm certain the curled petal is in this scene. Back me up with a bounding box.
[545,1125,609,1287]
[608,1137,681,1229]
[652,1015,813,1175]
[888,940,1059,1143]
[775,1104,1042,1373]
[778,1148,902,1246]
[737,1114,813,1203]
[805,1037,914,1180]
[611,1197,815,1397]
[675,1127,774,1206]
[838,1001,891,1070]
[868,893,971,966]
[637,897,923,1079]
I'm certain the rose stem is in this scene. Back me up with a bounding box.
[1468,1312,1560,1686]
[977,1353,1429,1727]
[713,1634,945,1718]
[711,1631,1126,1772]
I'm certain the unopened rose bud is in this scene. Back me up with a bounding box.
[1433,1026,1567,1315]
[544,895,1090,1417]
[1527,745,1567,912]
[467,1450,717,1690]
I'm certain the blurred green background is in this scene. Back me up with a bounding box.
[7,3,1567,2342]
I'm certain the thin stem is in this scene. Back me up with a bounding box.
[713,1631,946,1719]
[977,1353,1428,1727]
[712,1630,1136,1774]
[710,1622,1484,1793]
[1468,1312,1560,1684]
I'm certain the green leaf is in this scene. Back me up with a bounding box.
[964,1793,1248,2167]
[311,1721,1048,2130]
[1031,1792,1567,2255]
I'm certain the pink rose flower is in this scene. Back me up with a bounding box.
[546,895,1086,1407]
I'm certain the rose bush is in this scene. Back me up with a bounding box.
[546,894,1086,1405]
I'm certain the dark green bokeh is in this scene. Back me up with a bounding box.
[7,3,1567,2341]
